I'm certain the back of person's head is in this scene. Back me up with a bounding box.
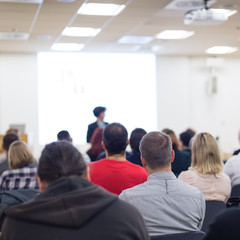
[57,130,72,142]
[162,128,180,150]
[180,129,196,147]
[103,123,128,155]
[5,128,20,136]
[38,141,86,185]
[191,132,222,174]
[2,133,20,152]
[8,141,34,169]
[87,128,104,158]
[130,128,147,154]
[93,106,106,117]
[140,131,172,169]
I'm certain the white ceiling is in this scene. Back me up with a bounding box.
[0,0,240,56]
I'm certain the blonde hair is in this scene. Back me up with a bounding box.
[190,132,223,174]
[8,141,34,169]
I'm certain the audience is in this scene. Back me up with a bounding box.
[119,131,205,236]
[0,133,20,175]
[180,128,196,154]
[162,128,191,176]
[87,106,108,143]
[179,132,231,203]
[232,129,240,156]
[57,130,90,163]
[57,130,72,142]
[0,141,38,191]
[86,128,104,161]
[89,123,148,195]
[127,128,147,166]
[0,141,149,240]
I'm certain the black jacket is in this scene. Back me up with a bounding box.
[1,177,149,240]
[86,121,108,143]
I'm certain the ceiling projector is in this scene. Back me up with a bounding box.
[184,8,228,25]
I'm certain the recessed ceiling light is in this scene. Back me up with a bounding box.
[117,36,154,44]
[51,43,84,51]
[58,0,75,2]
[206,46,238,54]
[38,35,52,40]
[156,30,195,39]
[78,3,125,16]
[211,9,237,17]
[62,27,101,37]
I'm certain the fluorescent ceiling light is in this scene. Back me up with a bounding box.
[78,3,125,16]
[62,27,101,37]
[0,0,43,3]
[117,36,154,44]
[156,30,195,39]
[211,9,237,17]
[206,46,238,54]
[0,32,29,40]
[51,43,84,51]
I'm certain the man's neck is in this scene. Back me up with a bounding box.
[106,153,126,161]
[146,166,172,175]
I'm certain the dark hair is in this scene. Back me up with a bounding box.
[140,131,172,169]
[180,129,196,147]
[57,130,71,142]
[162,128,180,150]
[93,106,106,117]
[130,128,147,153]
[2,133,20,152]
[38,141,86,184]
[86,128,104,161]
[103,123,128,155]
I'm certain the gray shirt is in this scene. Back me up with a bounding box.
[224,153,240,187]
[119,171,205,236]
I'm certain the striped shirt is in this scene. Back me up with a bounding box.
[0,164,39,191]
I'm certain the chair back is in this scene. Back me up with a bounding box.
[230,184,240,197]
[150,231,206,240]
[201,200,225,234]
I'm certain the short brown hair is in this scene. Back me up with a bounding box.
[140,131,172,169]
[8,141,34,169]
[191,132,223,174]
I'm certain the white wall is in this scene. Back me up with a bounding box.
[0,53,240,157]
[0,53,39,156]
[156,56,240,152]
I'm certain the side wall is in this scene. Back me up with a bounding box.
[0,53,39,156]
[156,56,240,152]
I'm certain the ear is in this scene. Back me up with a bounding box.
[102,141,106,150]
[171,150,175,163]
[141,155,147,168]
[85,165,91,181]
[37,176,48,192]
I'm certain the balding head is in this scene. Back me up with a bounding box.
[140,131,172,170]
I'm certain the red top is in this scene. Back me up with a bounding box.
[89,159,148,195]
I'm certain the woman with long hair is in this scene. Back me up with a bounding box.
[178,132,231,202]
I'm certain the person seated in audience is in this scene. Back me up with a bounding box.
[179,128,196,154]
[57,130,90,163]
[57,130,72,142]
[179,132,231,203]
[162,128,191,176]
[0,141,38,191]
[127,128,147,166]
[86,106,108,143]
[232,129,240,156]
[204,208,240,240]
[86,128,104,162]
[0,133,20,175]
[119,131,205,236]
[0,141,149,240]
[224,151,240,187]
[89,123,148,195]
